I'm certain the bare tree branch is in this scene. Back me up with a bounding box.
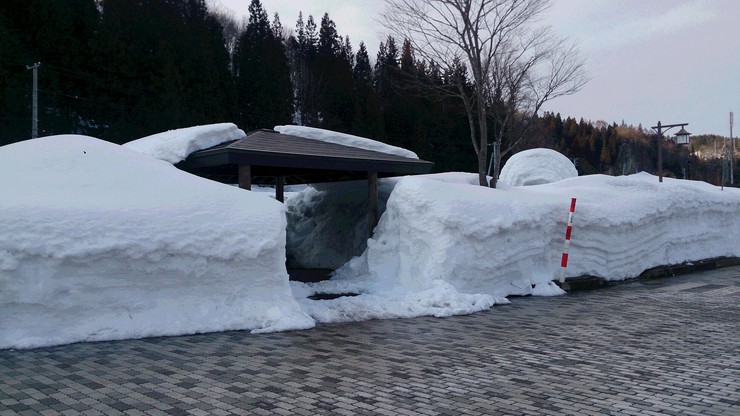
[381,0,587,187]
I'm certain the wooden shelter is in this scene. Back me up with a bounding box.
[177,129,433,236]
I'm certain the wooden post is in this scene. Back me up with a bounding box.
[238,165,251,190]
[368,171,378,238]
[276,176,285,203]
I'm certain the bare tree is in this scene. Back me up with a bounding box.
[381,0,587,187]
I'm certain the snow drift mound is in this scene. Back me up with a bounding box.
[124,123,245,163]
[0,135,313,349]
[333,173,740,298]
[499,148,577,186]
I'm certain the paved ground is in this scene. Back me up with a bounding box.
[1,266,738,416]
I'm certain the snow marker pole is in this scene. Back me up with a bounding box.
[559,198,577,283]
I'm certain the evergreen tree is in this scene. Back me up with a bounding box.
[291,12,320,125]
[318,13,339,56]
[351,42,383,139]
[0,4,29,144]
[233,0,292,129]
[314,13,353,131]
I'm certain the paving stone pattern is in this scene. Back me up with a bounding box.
[1,266,738,415]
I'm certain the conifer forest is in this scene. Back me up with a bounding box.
[0,0,733,183]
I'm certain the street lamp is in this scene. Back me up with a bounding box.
[651,121,690,182]
[675,127,691,145]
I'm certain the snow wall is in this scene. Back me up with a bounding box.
[333,172,740,298]
[0,135,313,349]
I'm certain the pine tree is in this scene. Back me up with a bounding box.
[351,42,383,139]
[291,12,319,125]
[313,12,354,131]
[233,0,292,129]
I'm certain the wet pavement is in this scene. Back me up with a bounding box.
[1,266,738,415]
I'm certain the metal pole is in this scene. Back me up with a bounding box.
[656,121,663,182]
[26,62,40,139]
[731,112,735,185]
[486,142,498,178]
[486,143,494,177]
[559,198,577,283]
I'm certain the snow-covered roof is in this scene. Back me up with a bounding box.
[274,125,419,159]
[180,129,433,185]
[123,123,245,164]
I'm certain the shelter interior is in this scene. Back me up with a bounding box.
[176,129,434,280]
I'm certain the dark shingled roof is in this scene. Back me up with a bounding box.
[177,129,434,185]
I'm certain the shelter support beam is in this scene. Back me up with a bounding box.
[368,171,378,238]
[238,165,251,190]
[276,176,285,203]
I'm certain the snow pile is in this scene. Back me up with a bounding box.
[292,279,502,323]
[0,135,313,349]
[274,125,419,159]
[499,148,577,186]
[123,123,245,164]
[3,131,738,348]
[314,173,740,311]
[285,173,479,269]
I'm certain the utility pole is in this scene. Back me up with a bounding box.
[26,62,40,139]
[731,112,735,185]
[655,121,663,182]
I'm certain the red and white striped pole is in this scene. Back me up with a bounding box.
[559,198,577,283]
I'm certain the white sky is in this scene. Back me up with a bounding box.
[211,0,739,136]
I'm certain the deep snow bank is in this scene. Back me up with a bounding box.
[499,148,577,186]
[123,123,245,163]
[274,125,419,159]
[0,135,313,349]
[331,173,740,299]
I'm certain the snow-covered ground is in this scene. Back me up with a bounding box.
[2,124,738,349]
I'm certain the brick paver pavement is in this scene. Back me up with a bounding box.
[1,266,738,415]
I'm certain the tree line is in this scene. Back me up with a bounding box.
[0,0,733,183]
[530,114,734,185]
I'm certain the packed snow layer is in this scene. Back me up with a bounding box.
[326,173,740,304]
[499,148,577,186]
[274,125,419,159]
[123,123,245,163]
[0,135,313,349]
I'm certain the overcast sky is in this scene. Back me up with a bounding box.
[212,0,739,136]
